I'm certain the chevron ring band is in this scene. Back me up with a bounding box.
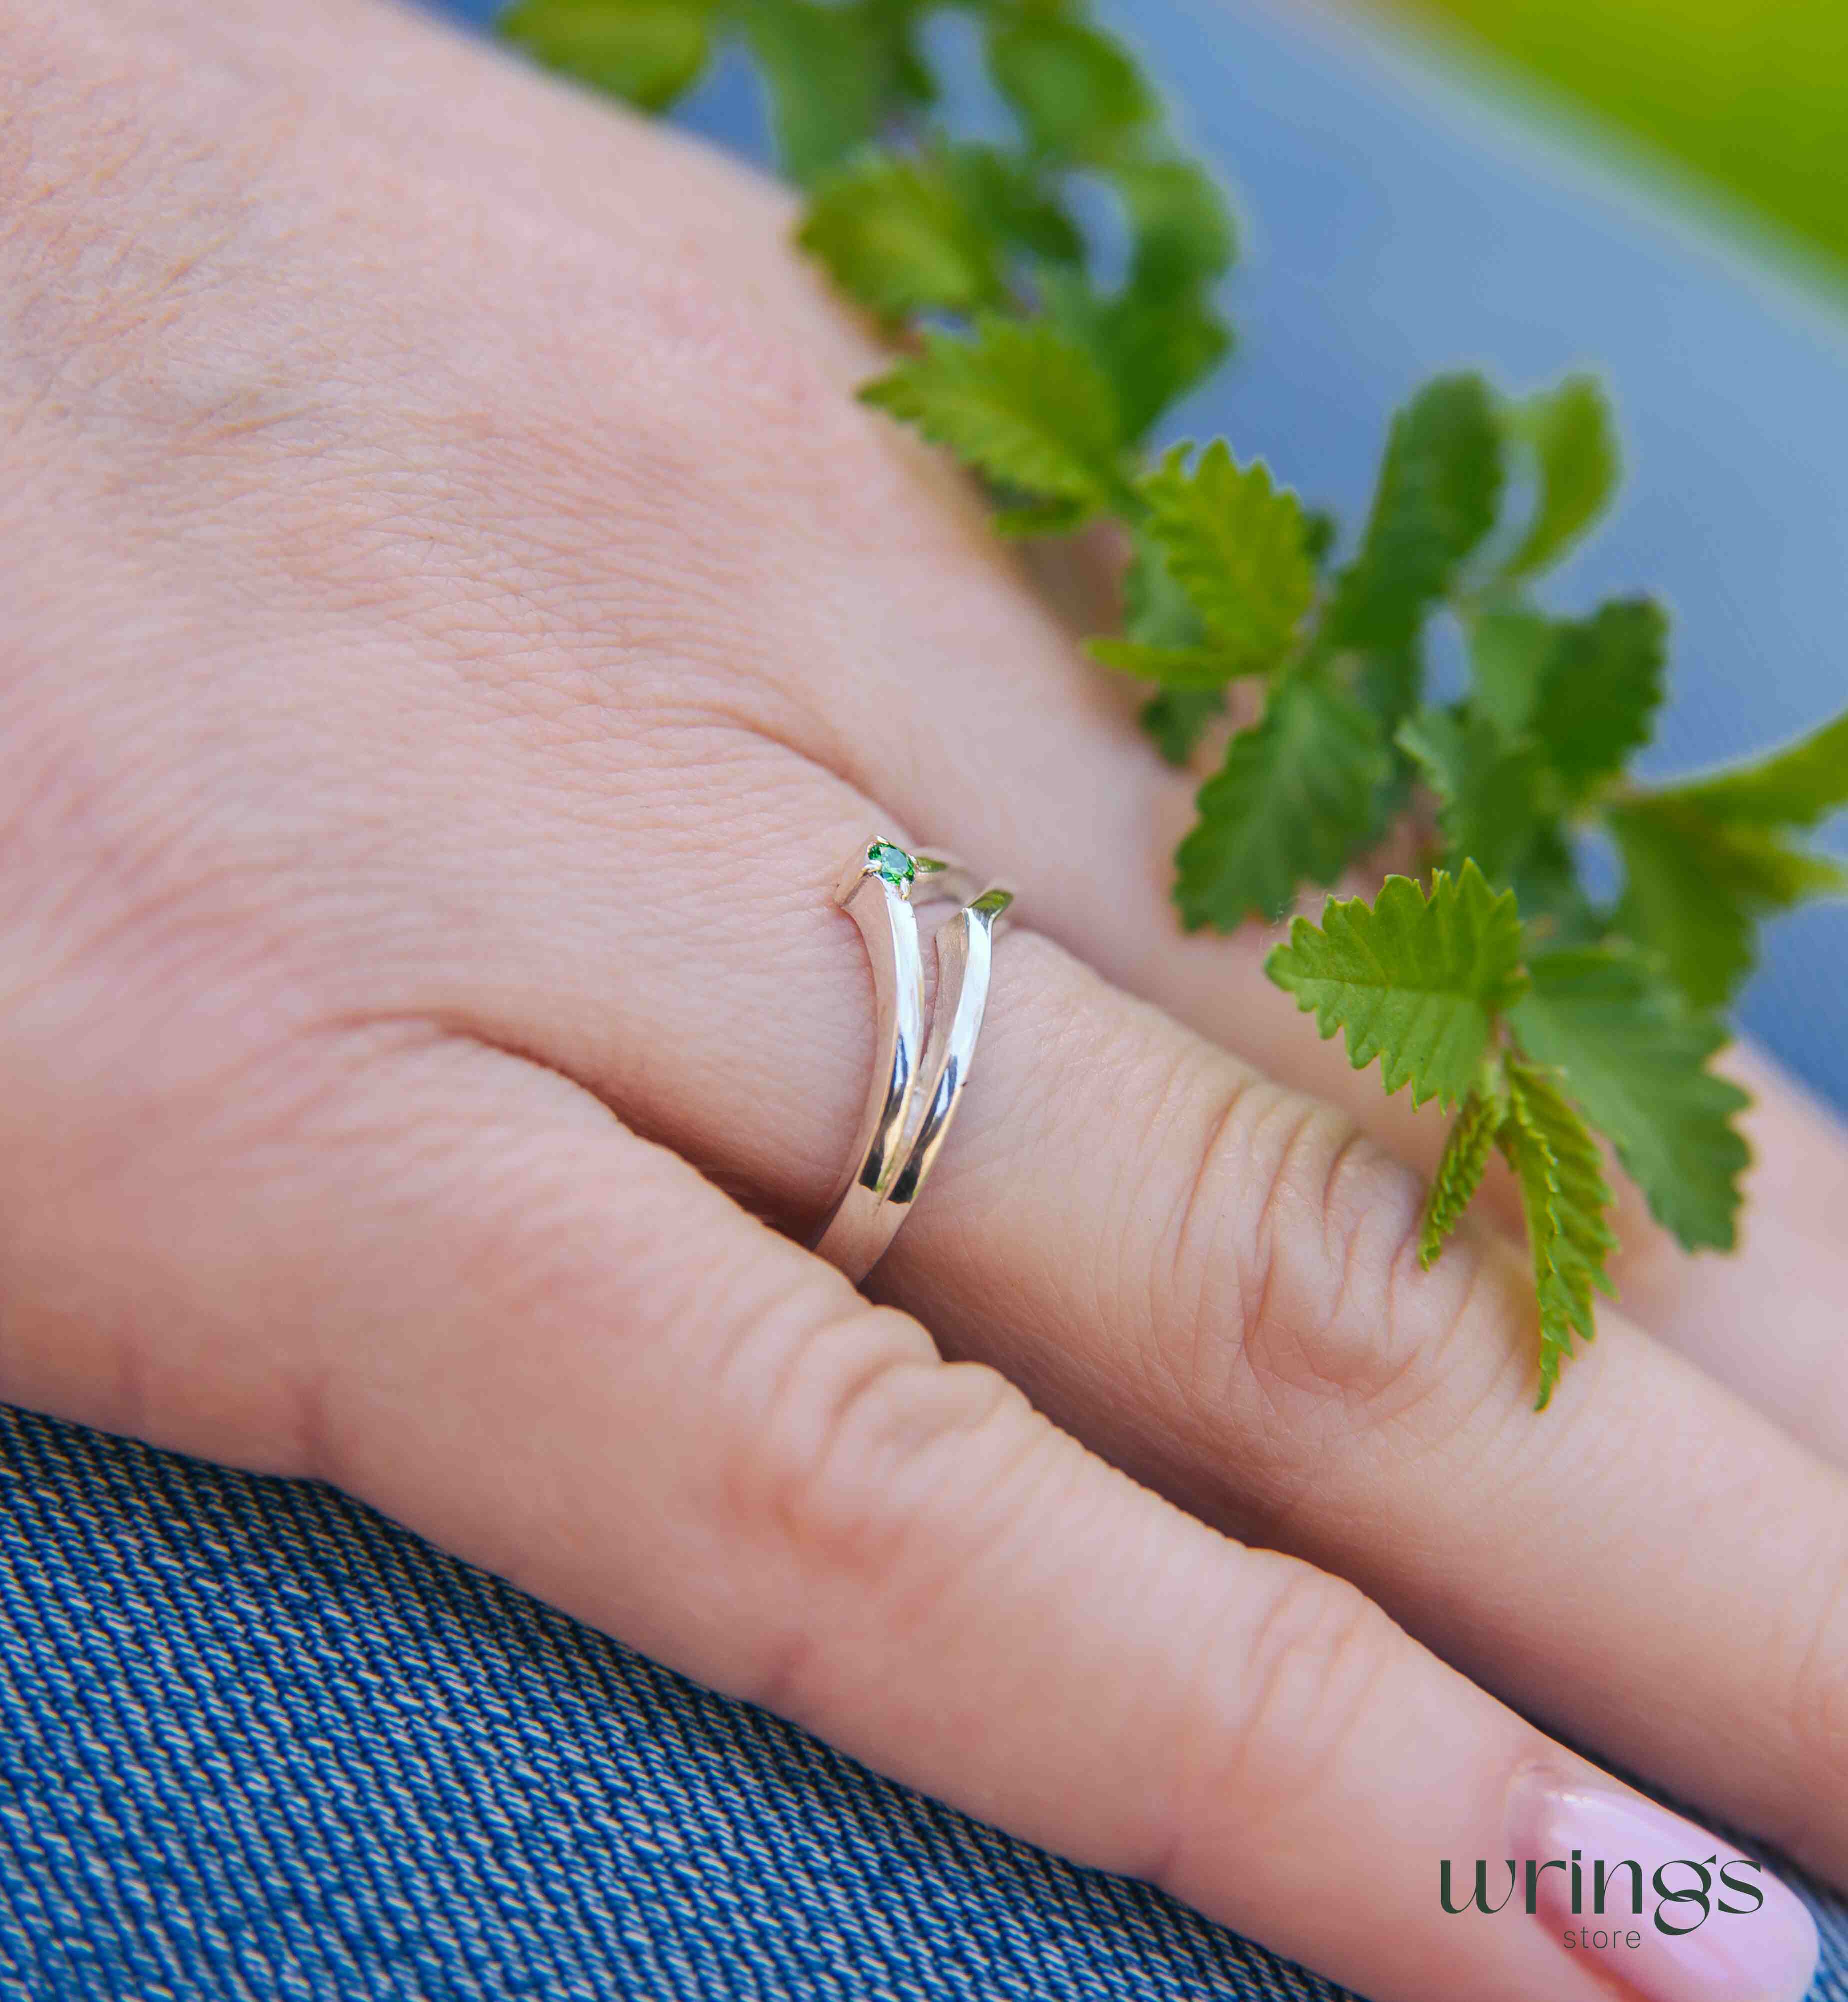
[810,838,1014,1283]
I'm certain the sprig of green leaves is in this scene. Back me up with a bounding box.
[500,0,1848,1408]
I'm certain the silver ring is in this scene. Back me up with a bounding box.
[812,838,1013,1282]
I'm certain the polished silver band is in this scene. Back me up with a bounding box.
[812,838,1013,1282]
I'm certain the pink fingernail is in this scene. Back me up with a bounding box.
[1507,1769,1818,2002]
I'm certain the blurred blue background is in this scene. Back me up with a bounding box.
[441,0,1848,1114]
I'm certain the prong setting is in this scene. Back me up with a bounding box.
[866,840,916,890]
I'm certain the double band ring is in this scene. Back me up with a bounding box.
[812,838,1014,1282]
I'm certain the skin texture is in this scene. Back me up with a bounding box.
[0,2,1844,1996]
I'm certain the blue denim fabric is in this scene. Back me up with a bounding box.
[7,4,1848,1998]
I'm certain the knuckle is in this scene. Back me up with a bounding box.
[1181,1556,1403,1846]
[718,1298,938,1570]
[714,1292,1031,1701]
[1168,1074,1438,1426]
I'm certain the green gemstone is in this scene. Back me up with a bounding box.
[868,840,915,887]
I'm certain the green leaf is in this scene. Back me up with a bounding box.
[1322,374,1505,664]
[1312,375,1504,764]
[1112,156,1237,300]
[1348,644,1423,751]
[1509,948,1749,1252]
[1094,290,1231,442]
[1121,520,1209,644]
[1654,706,1848,831]
[1420,1077,1505,1268]
[742,0,887,186]
[1042,272,1230,442]
[1502,374,1620,582]
[1610,803,1754,1008]
[988,496,1094,540]
[1120,521,1204,649]
[1497,1057,1617,1409]
[1140,686,1224,766]
[1610,797,1846,1009]
[1602,710,1848,1006]
[1510,823,1602,950]
[1088,522,1254,688]
[1396,704,1545,886]
[1300,510,1338,568]
[1264,860,1529,1108]
[1137,442,1315,671]
[1176,674,1390,929]
[860,0,936,108]
[986,14,1154,165]
[1088,637,1251,685]
[1536,600,1668,798]
[859,316,1124,518]
[943,145,1084,266]
[1469,600,1666,801]
[1468,606,1559,738]
[499,0,716,111]
[797,154,1004,319]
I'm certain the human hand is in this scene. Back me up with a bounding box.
[2,6,1842,1999]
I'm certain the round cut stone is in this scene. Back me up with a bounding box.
[867,840,914,887]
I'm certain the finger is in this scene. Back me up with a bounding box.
[0,1020,1817,2002]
